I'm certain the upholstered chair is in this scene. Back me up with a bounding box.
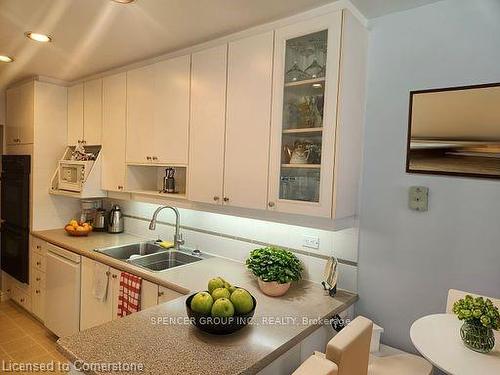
[293,316,433,375]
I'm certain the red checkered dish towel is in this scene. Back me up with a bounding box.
[117,272,142,318]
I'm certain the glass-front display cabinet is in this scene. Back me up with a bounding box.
[268,12,343,217]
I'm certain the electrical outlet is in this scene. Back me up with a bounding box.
[303,235,320,249]
[409,186,429,211]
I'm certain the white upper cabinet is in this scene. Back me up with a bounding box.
[223,31,274,210]
[268,12,343,218]
[83,78,103,145]
[67,79,103,145]
[6,85,21,145]
[188,45,228,205]
[102,73,127,191]
[126,65,155,164]
[6,81,34,145]
[67,84,84,146]
[126,55,190,165]
[153,55,190,165]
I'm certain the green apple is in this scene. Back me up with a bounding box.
[228,285,237,294]
[207,277,225,294]
[230,288,254,314]
[190,292,214,315]
[211,298,235,318]
[211,287,231,301]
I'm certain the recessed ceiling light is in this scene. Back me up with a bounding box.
[0,55,14,63]
[25,32,52,43]
[112,0,135,3]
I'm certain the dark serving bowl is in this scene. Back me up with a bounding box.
[185,290,257,335]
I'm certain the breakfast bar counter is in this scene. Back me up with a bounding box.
[32,229,357,375]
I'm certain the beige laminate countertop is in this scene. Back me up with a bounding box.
[32,229,358,375]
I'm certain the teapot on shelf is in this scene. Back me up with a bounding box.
[284,141,311,164]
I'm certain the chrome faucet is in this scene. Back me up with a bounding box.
[148,206,184,249]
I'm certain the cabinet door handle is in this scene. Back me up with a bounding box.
[112,274,117,279]
[36,245,41,250]
[36,277,41,281]
[105,271,111,276]
[152,156,158,161]
[158,291,165,297]
[213,196,220,202]
[36,261,41,266]
[223,197,229,202]
[118,185,123,190]
[268,202,275,208]
[146,156,151,161]
[20,298,25,303]
[35,290,40,294]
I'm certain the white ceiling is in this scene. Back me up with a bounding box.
[0,0,442,92]
[351,0,442,19]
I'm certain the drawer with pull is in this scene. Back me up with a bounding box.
[32,268,46,289]
[32,251,46,272]
[31,236,46,255]
[11,286,32,311]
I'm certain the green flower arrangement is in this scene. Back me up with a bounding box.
[453,295,500,330]
[246,247,302,284]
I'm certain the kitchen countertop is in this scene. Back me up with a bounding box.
[32,229,358,375]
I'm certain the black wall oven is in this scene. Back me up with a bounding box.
[1,155,31,284]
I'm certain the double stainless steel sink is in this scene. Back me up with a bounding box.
[94,241,206,272]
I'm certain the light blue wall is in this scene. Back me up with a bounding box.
[357,0,500,352]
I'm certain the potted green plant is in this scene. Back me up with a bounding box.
[453,295,500,353]
[246,247,302,297]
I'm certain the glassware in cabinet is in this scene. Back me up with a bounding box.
[280,30,327,203]
[269,11,343,217]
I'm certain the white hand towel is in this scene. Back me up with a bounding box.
[92,262,109,302]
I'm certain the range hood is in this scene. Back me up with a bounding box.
[49,145,107,199]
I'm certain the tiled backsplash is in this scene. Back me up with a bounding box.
[108,199,359,292]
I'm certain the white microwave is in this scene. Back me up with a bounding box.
[58,160,94,192]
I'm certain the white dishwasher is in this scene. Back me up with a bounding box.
[45,243,81,337]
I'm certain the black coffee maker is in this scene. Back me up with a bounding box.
[162,168,175,193]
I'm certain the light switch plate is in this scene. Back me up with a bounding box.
[303,235,320,249]
[409,186,429,211]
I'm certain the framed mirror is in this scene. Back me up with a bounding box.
[406,82,500,179]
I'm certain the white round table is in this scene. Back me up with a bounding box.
[410,314,500,374]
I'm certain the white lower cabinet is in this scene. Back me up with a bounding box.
[31,268,46,321]
[80,257,176,331]
[1,236,46,320]
[2,272,32,312]
[80,258,113,331]
[158,286,182,304]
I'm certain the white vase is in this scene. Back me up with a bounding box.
[258,279,291,297]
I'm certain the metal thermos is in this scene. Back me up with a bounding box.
[108,205,124,233]
[93,208,107,232]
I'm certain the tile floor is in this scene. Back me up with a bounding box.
[0,300,70,374]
